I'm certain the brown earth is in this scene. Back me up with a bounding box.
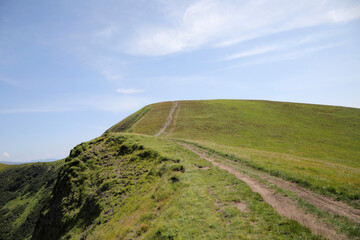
[178,142,349,240]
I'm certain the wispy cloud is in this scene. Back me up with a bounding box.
[239,42,344,66]
[3,152,10,158]
[0,95,150,114]
[0,76,22,87]
[0,107,76,114]
[127,0,360,56]
[116,88,144,94]
[220,32,335,61]
[102,71,122,80]
[221,45,280,61]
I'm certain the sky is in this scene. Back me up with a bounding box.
[0,0,359,162]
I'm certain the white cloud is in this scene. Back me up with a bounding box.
[127,0,360,56]
[0,94,150,114]
[3,152,10,158]
[327,5,360,23]
[222,45,280,61]
[220,32,335,61]
[102,71,122,80]
[0,107,75,114]
[239,42,343,66]
[76,95,150,113]
[116,88,144,94]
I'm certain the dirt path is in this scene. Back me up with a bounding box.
[169,102,181,134]
[178,142,348,240]
[155,102,178,137]
[199,147,360,225]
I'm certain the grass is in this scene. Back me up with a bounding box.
[108,99,360,206]
[108,101,175,135]
[193,145,360,239]
[32,133,189,240]
[89,133,322,240]
[185,139,360,208]
[0,160,63,240]
[2,99,359,239]
[168,100,360,166]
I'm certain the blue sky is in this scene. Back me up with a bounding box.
[1,0,360,162]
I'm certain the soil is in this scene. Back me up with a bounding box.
[178,142,349,240]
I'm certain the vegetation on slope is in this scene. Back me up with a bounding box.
[31,134,185,240]
[108,101,174,135]
[96,133,322,240]
[167,100,360,164]
[0,161,63,240]
[109,100,360,206]
[0,132,322,239]
[2,99,359,239]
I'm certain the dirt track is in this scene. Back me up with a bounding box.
[178,142,349,240]
[155,102,178,137]
[209,149,360,225]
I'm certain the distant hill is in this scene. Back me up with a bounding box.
[0,158,58,165]
[1,100,359,240]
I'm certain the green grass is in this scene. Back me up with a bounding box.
[2,99,359,239]
[168,100,360,165]
[108,99,360,206]
[0,163,15,173]
[186,140,360,207]
[86,133,322,240]
[108,101,175,135]
[0,160,63,240]
[32,133,188,240]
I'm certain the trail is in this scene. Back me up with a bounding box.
[203,147,360,224]
[155,102,178,137]
[178,141,348,240]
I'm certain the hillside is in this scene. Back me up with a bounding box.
[1,99,359,240]
[109,100,360,205]
[0,161,63,240]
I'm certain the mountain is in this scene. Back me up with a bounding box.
[1,100,359,240]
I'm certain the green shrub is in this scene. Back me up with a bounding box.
[170,164,185,173]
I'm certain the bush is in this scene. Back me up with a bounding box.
[170,164,185,173]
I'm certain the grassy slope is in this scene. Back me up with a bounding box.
[108,101,174,135]
[32,133,189,240]
[1,99,358,239]
[0,160,63,240]
[83,133,321,240]
[109,99,360,205]
[20,133,320,240]
[169,100,360,165]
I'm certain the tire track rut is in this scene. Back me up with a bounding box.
[178,141,348,240]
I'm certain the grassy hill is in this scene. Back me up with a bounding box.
[1,99,359,240]
[32,134,324,240]
[109,100,360,206]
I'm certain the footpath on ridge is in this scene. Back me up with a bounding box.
[177,141,354,240]
[153,101,359,240]
[155,101,178,137]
